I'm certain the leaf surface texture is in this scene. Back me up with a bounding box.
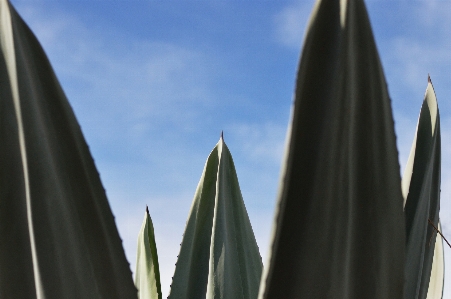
[168,137,262,299]
[259,0,405,298]
[0,1,137,298]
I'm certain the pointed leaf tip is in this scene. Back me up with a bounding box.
[220,130,224,141]
[169,138,262,299]
[259,0,405,298]
[403,77,441,299]
[135,209,162,299]
[0,2,137,297]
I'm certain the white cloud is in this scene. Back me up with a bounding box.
[273,0,314,49]
[226,122,287,165]
[416,0,451,29]
[389,37,451,96]
[374,2,451,112]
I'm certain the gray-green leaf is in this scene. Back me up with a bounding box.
[0,1,137,298]
[168,136,263,299]
[135,209,162,299]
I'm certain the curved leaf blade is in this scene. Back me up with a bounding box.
[403,80,441,299]
[258,0,405,298]
[168,137,263,299]
[135,209,162,299]
[0,1,137,298]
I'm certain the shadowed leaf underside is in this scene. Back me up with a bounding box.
[258,0,405,298]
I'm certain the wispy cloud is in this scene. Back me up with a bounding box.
[273,0,314,49]
[226,122,287,164]
[373,2,451,113]
[15,2,218,138]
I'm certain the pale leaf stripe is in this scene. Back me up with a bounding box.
[426,222,444,299]
[0,1,43,297]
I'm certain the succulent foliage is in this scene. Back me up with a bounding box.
[135,209,162,299]
[1,0,446,298]
[402,80,442,299]
[168,136,263,299]
[258,0,405,298]
[0,1,137,298]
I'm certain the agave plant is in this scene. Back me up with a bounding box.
[0,1,136,298]
[2,0,447,297]
[402,77,443,299]
[135,207,162,299]
[258,0,444,298]
[257,0,447,298]
[168,134,263,299]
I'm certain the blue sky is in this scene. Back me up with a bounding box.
[9,0,451,297]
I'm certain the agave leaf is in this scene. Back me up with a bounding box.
[0,1,137,298]
[135,208,162,299]
[258,0,405,298]
[425,222,444,299]
[168,136,263,299]
[402,79,441,299]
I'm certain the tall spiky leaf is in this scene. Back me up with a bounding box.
[135,208,162,299]
[168,136,263,299]
[258,0,405,298]
[402,79,441,299]
[0,1,136,298]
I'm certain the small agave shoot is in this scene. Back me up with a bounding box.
[402,77,444,299]
[135,207,162,299]
[168,133,263,299]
